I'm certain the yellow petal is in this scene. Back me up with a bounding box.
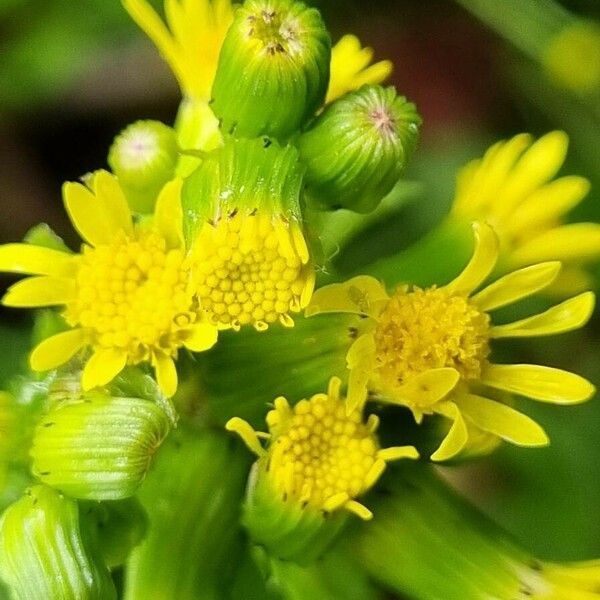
[491,292,595,338]
[153,353,178,398]
[472,262,561,311]
[154,179,184,249]
[0,244,76,277]
[346,333,376,369]
[445,222,499,295]
[183,322,218,352]
[506,176,590,233]
[456,393,549,446]
[344,500,373,521]
[305,275,389,318]
[482,364,595,404]
[82,348,128,390]
[346,365,371,415]
[3,276,76,307]
[393,368,460,408]
[510,223,600,266]
[495,130,569,219]
[63,177,131,247]
[92,171,134,236]
[430,401,468,462]
[377,446,420,461]
[30,329,87,372]
[225,417,267,457]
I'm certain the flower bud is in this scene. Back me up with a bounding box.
[298,85,421,213]
[0,485,115,600]
[108,120,179,213]
[211,0,331,140]
[31,393,170,500]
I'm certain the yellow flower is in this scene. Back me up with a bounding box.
[123,0,234,101]
[452,131,600,293]
[326,34,393,104]
[0,172,217,397]
[307,222,595,461]
[190,211,314,331]
[226,377,418,520]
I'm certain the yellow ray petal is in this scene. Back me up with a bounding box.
[305,276,389,318]
[430,401,468,461]
[445,222,499,295]
[346,333,376,369]
[3,276,76,307]
[344,500,373,521]
[346,365,371,415]
[153,353,178,398]
[63,179,131,247]
[92,171,134,236]
[456,393,549,446]
[391,368,460,408]
[154,179,184,249]
[472,262,561,312]
[495,130,569,219]
[482,364,595,404]
[183,322,218,352]
[0,244,76,277]
[510,223,600,266]
[506,176,590,234]
[30,329,87,372]
[225,417,267,457]
[377,446,420,461]
[82,348,128,390]
[491,292,595,338]
[544,560,600,590]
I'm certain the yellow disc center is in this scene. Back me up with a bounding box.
[374,286,491,386]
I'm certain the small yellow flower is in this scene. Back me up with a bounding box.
[452,131,600,293]
[123,0,234,101]
[190,211,314,331]
[0,172,217,397]
[226,377,418,520]
[326,34,393,104]
[307,222,595,461]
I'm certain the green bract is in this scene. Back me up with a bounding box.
[31,394,171,500]
[0,485,115,600]
[211,0,331,139]
[298,85,421,213]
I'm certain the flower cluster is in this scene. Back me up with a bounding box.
[0,0,598,598]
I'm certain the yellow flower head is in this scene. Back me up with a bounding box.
[191,212,314,331]
[326,34,393,104]
[226,377,418,520]
[183,137,314,332]
[123,0,234,100]
[452,131,600,293]
[308,222,595,461]
[0,172,217,397]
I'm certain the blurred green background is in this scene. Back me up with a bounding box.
[1,0,600,563]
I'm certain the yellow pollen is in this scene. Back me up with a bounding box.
[266,392,379,510]
[374,286,491,389]
[192,213,312,331]
[65,230,195,361]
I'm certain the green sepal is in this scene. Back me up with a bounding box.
[124,427,250,600]
[298,85,421,213]
[31,393,171,500]
[181,136,304,245]
[81,497,148,568]
[108,120,179,214]
[242,461,348,565]
[0,485,116,600]
[211,0,331,140]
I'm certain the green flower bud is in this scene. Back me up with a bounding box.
[0,485,115,600]
[108,120,179,213]
[31,394,170,500]
[81,497,148,568]
[211,0,331,140]
[298,85,421,213]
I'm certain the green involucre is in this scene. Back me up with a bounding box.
[0,485,115,600]
[211,0,331,139]
[298,85,421,213]
[31,394,170,501]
